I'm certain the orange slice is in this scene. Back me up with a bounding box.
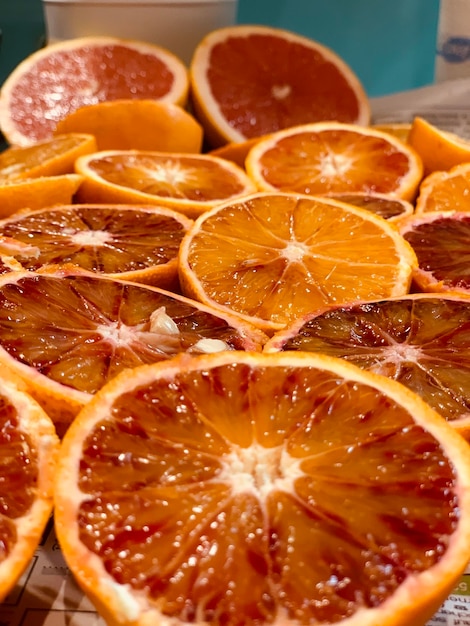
[0,373,59,601]
[0,174,83,217]
[324,191,414,222]
[178,192,417,333]
[245,122,423,202]
[415,162,470,214]
[399,211,470,294]
[190,24,370,148]
[0,133,97,181]
[54,349,470,626]
[408,116,470,175]
[0,36,189,146]
[265,292,470,439]
[75,150,257,218]
[54,100,203,152]
[0,204,193,289]
[0,268,267,434]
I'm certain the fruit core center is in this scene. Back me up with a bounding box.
[219,443,302,499]
[70,230,111,246]
[271,84,291,100]
[320,152,352,177]
[382,343,423,363]
[143,162,187,186]
[283,241,308,262]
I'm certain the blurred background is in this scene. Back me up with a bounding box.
[1,0,440,97]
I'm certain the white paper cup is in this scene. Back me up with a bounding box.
[42,0,238,65]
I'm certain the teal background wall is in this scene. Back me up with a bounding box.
[0,0,440,97]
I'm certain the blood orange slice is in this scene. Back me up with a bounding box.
[0,268,267,434]
[398,211,470,294]
[0,37,189,146]
[0,204,193,289]
[245,122,423,201]
[54,350,470,626]
[265,293,470,439]
[190,24,370,148]
[324,191,413,222]
[0,373,59,601]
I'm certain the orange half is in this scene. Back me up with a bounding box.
[265,292,470,438]
[0,36,189,145]
[179,192,417,333]
[245,122,423,201]
[75,150,257,218]
[0,204,194,289]
[0,268,267,433]
[54,350,470,626]
[190,24,370,147]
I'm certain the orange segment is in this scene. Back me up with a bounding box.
[408,116,470,175]
[0,174,83,217]
[415,162,470,214]
[54,100,203,152]
[190,24,370,147]
[0,204,194,289]
[178,192,417,333]
[399,211,470,294]
[245,122,423,202]
[0,268,267,433]
[54,350,470,626]
[0,36,189,145]
[75,150,257,218]
[0,133,97,180]
[0,373,59,601]
[265,292,470,439]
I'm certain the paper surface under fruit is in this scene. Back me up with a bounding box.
[371,75,470,137]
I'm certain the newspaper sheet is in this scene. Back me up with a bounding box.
[371,75,470,136]
[2,77,470,625]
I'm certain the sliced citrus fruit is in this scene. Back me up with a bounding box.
[415,162,470,214]
[75,150,257,218]
[324,191,414,222]
[178,192,417,333]
[0,204,193,289]
[408,116,470,175]
[0,373,59,602]
[398,211,470,294]
[0,133,97,181]
[0,268,267,433]
[54,100,203,153]
[372,122,411,143]
[245,122,423,202]
[54,349,470,626]
[265,292,470,439]
[190,24,370,148]
[0,36,189,146]
[0,174,83,217]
